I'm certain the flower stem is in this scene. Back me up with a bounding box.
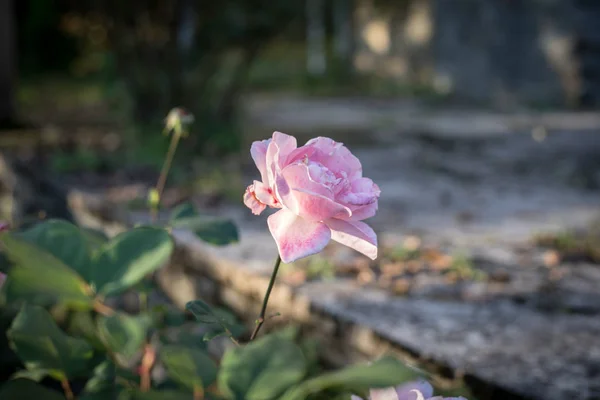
[151,132,181,223]
[60,378,74,400]
[250,255,282,340]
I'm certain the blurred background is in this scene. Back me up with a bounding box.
[1,1,600,398]
[2,0,600,231]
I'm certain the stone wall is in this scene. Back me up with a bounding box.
[354,0,583,107]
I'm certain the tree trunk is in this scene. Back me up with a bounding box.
[0,0,15,125]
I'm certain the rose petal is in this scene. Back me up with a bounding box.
[266,132,298,203]
[267,209,331,263]
[283,162,334,198]
[347,201,378,221]
[409,391,425,400]
[253,180,279,207]
[339,178,379,207]
[336,178,380,221]
[326,219,377,259]
[243,184,267,215]
[251,139,271,183]
[396,381,434,400]
[429,398,468,400]
[293,188,351,221]
[286,144,317,165]
[272,131,297,161]
[280,162,351,220]
[266,131,297,182]
[305,137,362,180]
[370,387,400,400]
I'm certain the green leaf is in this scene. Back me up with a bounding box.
[218,335,306,400]
[7,305,94,380]
[170,203,238,245]
[1,233,93,309]
[159,327,208,351]
[79,359,124,400]
[185,300,239,342]
[0,378,66,400]
[0,305,21,367]
[17,220,92,278]
[91,227,174,297]
[186,299,220,324]
[67,311,105,350]
[170,203,197,220]
[203,331,226,342]
[3,224,173,304]
[11,369,50,382]
[279,356,423,400]
[161,345,218,392]
[80,227,109,250]
[97,312,153,362]
[210,308,245,335]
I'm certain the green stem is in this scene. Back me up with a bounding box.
[151,132,181,222]
[250,255,282,340]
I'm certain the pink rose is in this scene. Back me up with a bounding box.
[351,380,468,400]
[244,131,380,263]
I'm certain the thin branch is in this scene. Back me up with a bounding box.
[140,344,156,392]
[93,300,116,316]
[60,378,74,400]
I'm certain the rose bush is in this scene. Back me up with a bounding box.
[0,121,472,399]
[244,131,381,263]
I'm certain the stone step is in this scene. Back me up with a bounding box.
[159,226,600,400]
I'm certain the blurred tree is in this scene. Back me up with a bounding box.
[333,0,354,65]
[16,0,78,76]
[64,0,304,155]
[306,0,326,76]
[0,0,16,127]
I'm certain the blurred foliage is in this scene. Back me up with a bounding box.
[14,0,447,163]
[55,0,306,155]
[17,0,79,76]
